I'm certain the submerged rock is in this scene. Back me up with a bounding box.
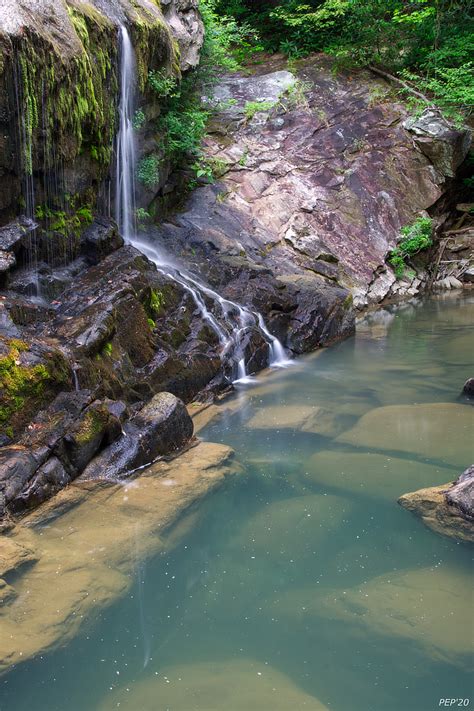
[0,536,38,578]
[100,658,330,711]
[0,441,240,675]
[271,566,473,668]
[305,450,453,502]
[336,402,474,469]
[399,464,474,542]
[80,392,194,480]
[233,494,352,563]
[246,404,344,438]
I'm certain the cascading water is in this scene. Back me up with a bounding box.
[12,56,39,294]
[115,25,137,243]
[115,25,290,382]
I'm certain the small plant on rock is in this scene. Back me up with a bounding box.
[137,155,161,190]
[388,216,433,278]
[244,100,276,120]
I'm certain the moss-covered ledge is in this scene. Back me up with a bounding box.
[0,0,180,223]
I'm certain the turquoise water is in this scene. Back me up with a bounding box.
[1,295,473,710]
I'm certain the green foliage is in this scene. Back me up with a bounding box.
[148,70,178,97]
[149,288,165,315]
[132,109,146,130]
[191,156,229,182]
[213,0,474,121]
[244,100,276,119]
[102,341,113,357]
[238,147,249,166]
[34,200,93,237]
[137,155,161,189]
[160,105,209,157]
[388,217,433,278]
[199,0,244,74]
[136,207,151,225]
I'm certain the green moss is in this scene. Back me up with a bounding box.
[131,17,179,93]
[0,341,53,430]
[34,200,93,242]
[102,341,113,357]
[74,407,108,446]
[15,8,118,187]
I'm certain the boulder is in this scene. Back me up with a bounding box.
[80,217,124,265]
[462,378,474,397]
[59,401,122,473]
[9,457,71,513]
[0,392,133,512]
[399,481,474,543]
[462,266,474,283]
[445,464,474,519]
[0,218,36,255]
[80,392,194,480]
[0,447,47,506]
[404,109,472,178]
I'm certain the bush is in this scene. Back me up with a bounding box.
[388,217,433,278]
[137,155,161,190]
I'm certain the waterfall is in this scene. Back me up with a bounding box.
[12,56,39,295]
[115,25,137,242]
[115,25,290,382]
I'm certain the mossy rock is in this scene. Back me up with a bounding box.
[0,337,71,439]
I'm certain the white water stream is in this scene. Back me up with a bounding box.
[115,26,290,382]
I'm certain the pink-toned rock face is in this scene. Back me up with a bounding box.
[163,56,468,310]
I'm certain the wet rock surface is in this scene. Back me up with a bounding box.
[80,392,194,481]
